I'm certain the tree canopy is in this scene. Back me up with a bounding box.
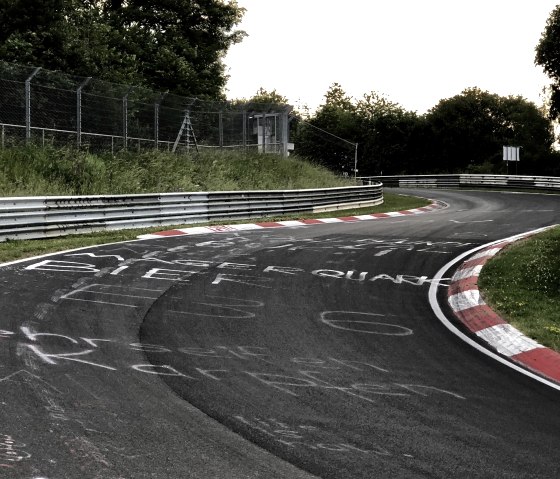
[536,5,560,119]
[425,88,555,173]
[294,85,558,176]
[0,0,245,98]
[293,83,360,174]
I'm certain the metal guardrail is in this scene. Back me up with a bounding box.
[360,174,560,191]
[0,184,383,242]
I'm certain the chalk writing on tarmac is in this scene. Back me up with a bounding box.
[7,327,466,403]
[320,311,414,335]
[24,259,450,288]
[179,234,472,255]
[20,233,473,286]
[0,434,31,467]
[234,416,392,456]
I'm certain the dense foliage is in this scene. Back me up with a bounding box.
[294,84,559,176]
[1,1,558,176]
[536,5,560,120]
[0,0,245,98]
[294,6,560,177]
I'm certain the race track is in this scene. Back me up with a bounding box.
[1,189,559,478]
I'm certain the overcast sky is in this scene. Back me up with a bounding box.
[224,1,559,114]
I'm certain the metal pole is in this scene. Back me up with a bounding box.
[186,110,191,151]
[262,115,266,153]
[242,111,247,152]
[25,67,41,144]
[219,111,224,149]
[354,143,358,180]
[154,102,159,149]
[154,91,167,150]
[76,77,92,148]
[282,107,291,157]
[122,87,133,150]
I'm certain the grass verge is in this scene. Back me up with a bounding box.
[478,226,560,351]
[0,192,430,264]
[0,146,353,196]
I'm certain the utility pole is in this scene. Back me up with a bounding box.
[301,120,359,180]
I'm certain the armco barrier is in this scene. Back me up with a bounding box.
[360,174,560,191]
[0,184,383,242]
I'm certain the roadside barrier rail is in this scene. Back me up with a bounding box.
[0,184,383,242]
[360,174,560,191]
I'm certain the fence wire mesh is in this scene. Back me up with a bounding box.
[0,61,292,155]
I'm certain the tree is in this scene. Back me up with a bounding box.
[0,0,70,68]
[244,87,289,105]
[498,95,558,174]
[355,92,421,175]
[0,0,245,98]
[102,0,245,98]
[536,5,560,119]
[294,85,426,176]
[294,83,359,173]
[424,88,557,174]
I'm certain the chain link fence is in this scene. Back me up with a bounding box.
[0,61,292,156]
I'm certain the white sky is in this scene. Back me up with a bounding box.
[224,1,559,114]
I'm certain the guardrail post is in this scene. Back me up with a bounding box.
[25,67,41,144]
[76,77,92,148]
[1,124,4,149]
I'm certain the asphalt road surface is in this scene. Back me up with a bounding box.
[1,189,559,479]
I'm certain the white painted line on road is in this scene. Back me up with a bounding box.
[467,248,501,261]
[475,324,544,357]
[451,265,483,281]
[448,289,485,312]
[315,218,345,223]
[449,219,494,224]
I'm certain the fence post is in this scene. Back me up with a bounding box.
[76,77,92,148]
[242,111,247,153]
[281,106,292,157]
[218,110,224,150]
[219,111,224,149]
[154,91,167,150]
[122,87,132,150]
[25,67,41,144]
[1,124,4,149]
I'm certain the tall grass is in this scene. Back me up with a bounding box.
[0,146,353,196]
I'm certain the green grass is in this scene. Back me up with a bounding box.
[0,145,352,196]
[4,143,557,354]
[478,226,560,351]
[0,192,430,264]
[0,144,432,263]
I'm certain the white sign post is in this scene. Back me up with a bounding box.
[503,146,520,174]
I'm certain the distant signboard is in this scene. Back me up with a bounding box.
[503,146,520,162]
